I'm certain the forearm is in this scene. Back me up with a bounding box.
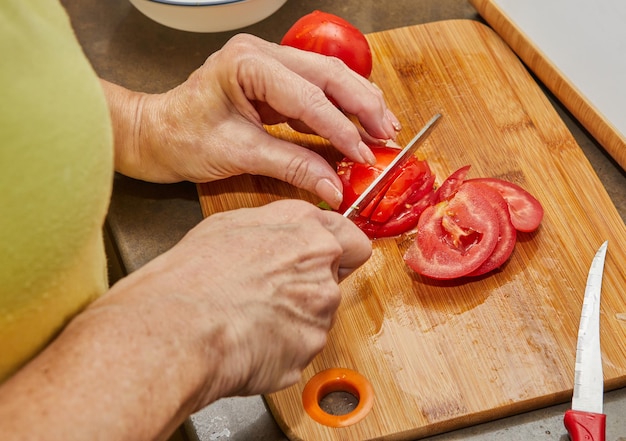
[0,277,225,441]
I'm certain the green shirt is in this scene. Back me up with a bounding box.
[0,0,113,381]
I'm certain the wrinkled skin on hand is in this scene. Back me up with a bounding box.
[102,200,372,406]
[107,34,401,209]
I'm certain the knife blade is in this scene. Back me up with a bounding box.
[564,240,608,441]
[342,113,442,220]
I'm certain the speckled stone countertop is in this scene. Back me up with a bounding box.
[61,0,626,439]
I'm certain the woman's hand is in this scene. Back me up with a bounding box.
[105,34,401,208]
[101,199,372,406]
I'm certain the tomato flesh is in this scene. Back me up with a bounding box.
[404,183,500,280]
[370,158,432,224]
[356,174,436,238]
[281,10,373,78]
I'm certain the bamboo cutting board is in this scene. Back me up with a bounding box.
[197,20,626,440]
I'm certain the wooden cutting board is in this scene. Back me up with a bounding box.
[197,20,626,441]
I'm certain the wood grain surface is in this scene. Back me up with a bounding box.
[469,0,626,172]
[197,20,626,441]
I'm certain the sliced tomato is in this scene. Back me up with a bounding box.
[369,158,433,224]
[403,183,500,279]
[356,174,436,238]
[465,178,543,232]
[435,165,471,202]
[337,148,543,277]
[337,146,435,238]
[463,182,517,276]
[337,147,398,217]
[281,10,373,78]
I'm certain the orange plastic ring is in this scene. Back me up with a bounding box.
[302,368,374,427]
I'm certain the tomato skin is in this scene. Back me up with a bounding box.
[337,146,435,239]
[281,10,373,78]
[465,178,543,232]
[403,183,500,280]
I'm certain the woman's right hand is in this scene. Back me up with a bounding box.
[101,199,372,409]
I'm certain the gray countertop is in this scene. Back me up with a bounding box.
[62,0,626,439]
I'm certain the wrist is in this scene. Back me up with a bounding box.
[100,80,174,183]
[98,269,235,409]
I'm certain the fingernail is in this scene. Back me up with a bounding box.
[386,109,402,132]
[316,178,343,209]
[358,141,377,166]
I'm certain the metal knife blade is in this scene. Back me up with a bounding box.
[571,240,608,414]
[342,113,442,220]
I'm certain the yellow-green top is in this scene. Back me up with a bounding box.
[0,0,113,381]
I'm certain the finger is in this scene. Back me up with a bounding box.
[255,200,372,280]
[258,95,392,147]
[288,116,386,147]
[228,52,377,166]
[249,200,372,280]
[314,209,372,281]
[220,35,391,165]
[230,123,345,208]
[269,44,402,140]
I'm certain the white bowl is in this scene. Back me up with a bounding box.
[129,0,288,33]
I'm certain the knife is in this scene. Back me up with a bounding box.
[564,240,608,441]
[343,113,442,220]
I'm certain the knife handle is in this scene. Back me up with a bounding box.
[564,409,606,441]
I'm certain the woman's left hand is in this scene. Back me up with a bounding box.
[104,34,401,208]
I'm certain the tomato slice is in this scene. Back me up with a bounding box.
[430,169,518,276]
[465,178,543,232]
[370,158,432,224]
[337,147,397,216]
[337,146,435,238]
[281,10,373,78]
[403,183,500,279]
[356,174,436,238]
[435,165,471,202]
[463,182,517,276]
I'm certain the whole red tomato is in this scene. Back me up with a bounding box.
[281,10,373,78]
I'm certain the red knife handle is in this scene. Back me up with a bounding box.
[564,409,606,441]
